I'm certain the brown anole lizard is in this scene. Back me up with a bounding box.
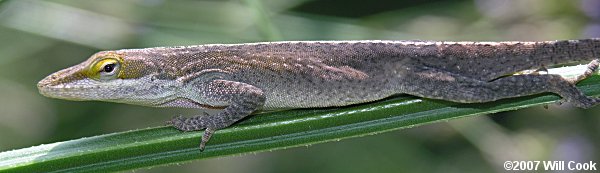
[37,39,600,150]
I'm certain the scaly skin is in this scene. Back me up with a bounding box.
[38,39,600,150]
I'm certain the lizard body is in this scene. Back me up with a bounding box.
[38,39,600,150]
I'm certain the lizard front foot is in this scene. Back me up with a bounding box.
[167,113,218,150]
[169,80,265,151]
[168,112,212,131]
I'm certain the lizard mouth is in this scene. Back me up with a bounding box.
[37,63,94,100]
[37,79,91,101]
[37,80,119,101]
[37,70,99,101]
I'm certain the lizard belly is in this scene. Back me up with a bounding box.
[248,72,397,109]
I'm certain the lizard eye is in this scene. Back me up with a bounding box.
[89,58,121,80]
[103,63,115,73]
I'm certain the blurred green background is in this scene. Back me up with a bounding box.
[1,0,600,172]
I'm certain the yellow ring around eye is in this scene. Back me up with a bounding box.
[86,57,123,80]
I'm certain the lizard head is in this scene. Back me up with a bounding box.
[37,51,164,104]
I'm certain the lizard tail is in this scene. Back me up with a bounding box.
[532,38,600,65]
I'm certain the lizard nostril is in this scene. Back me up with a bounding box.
[37,78,49,88]
[38,74,57,89]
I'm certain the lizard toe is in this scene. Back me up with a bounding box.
[199,127,216,151]
[169,114,212,131]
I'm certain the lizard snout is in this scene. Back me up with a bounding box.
[37,64,89,98]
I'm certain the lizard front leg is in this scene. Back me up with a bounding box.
[168,79,265,150]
